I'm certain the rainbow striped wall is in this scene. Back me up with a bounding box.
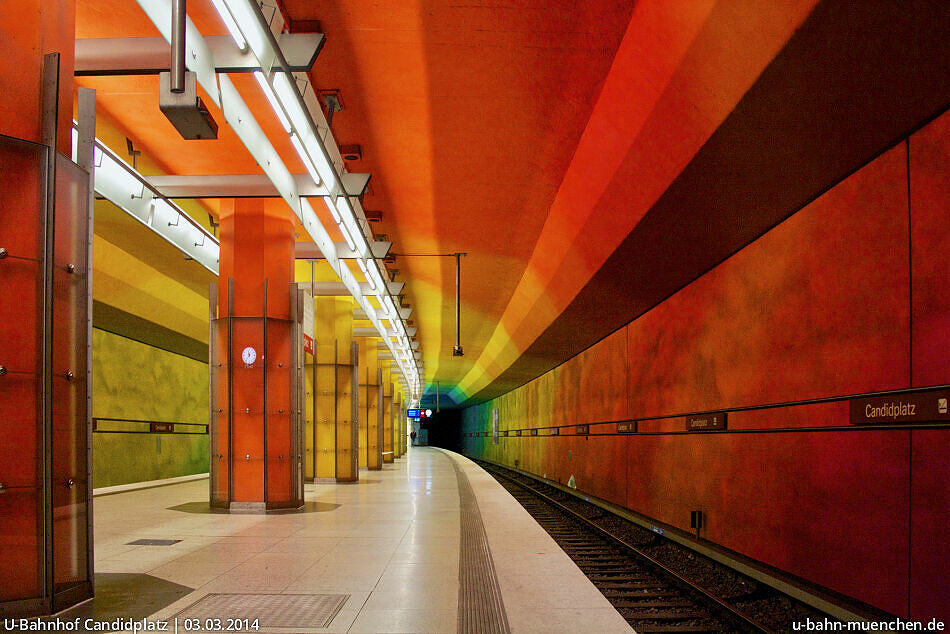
[462,109,950,621]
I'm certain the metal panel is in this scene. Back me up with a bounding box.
[0,133,48,609]
[146,174,327,198]
[75,86,96,592]
[295,239,391,261]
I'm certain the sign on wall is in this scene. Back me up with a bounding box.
[617,421,637,434]
[302,289,314,355]
[850,390,950,425]
[686,412,727,431]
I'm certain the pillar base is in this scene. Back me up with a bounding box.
[229,502,267,514]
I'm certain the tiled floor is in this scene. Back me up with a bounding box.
[87,447,631,633]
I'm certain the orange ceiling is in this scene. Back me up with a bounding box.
[74,0,635,402]
[78,0,894,406]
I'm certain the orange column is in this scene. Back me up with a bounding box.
[214,198,299,511]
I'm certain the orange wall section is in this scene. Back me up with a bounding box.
[0,0,76,604]
[452,0,820,402]
[0,0,76,153]
[462,109,950,619]
[216,198,296,505]
[218,199,294,319]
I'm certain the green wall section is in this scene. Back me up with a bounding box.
[92,328,209,487]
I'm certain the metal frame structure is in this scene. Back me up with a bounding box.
[132,0,423,403]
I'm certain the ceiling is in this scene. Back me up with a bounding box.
[73,0,950,406]
[74,0,634,404]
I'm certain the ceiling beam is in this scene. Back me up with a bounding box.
[145,172,371,198]
[308,281,404,296]
[335,239,391,260]
[296,240,391,260]
[368,326,416,338]
[75,33,325,75]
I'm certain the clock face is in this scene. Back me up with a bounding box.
[242,346,257,365]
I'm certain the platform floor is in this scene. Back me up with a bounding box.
[80,447,631,633]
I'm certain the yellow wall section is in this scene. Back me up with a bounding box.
[382,363,393,463]
[92,329,208,487]
[314,295,357,479]
[94,234,210,343]
[357,338,380,468]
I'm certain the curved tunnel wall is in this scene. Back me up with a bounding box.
[461,109,950,621]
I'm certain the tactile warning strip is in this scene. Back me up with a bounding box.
[174,593,349,630]
[449,455,511,634]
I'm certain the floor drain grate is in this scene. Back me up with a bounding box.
[175,594,349,630]
[126,539,181,546]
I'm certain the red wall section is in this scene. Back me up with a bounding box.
[462,111,950,619]
[910,430,950,621]
[625,431,910,616]
[558,329,629,425]
[909,109,950,387]
[627,143,910,420]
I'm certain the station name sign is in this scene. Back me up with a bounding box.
[686,413,727,431]
[617,421,637,434]
[850,390,950,425]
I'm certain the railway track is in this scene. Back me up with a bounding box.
[478,461,838,633]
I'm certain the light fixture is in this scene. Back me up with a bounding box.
[323,196,340,222]
[209,0,248,52]
[300,128,338,191]
[337,221,357,252]
[253,71,292,133]
[357,258,376,291]
[370,260,386,290]
[215,0,269,59]
[289,133,321,187]
[98,151,145,200]
[272,72,311,138]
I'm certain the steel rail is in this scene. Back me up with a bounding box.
[481,462,772,634]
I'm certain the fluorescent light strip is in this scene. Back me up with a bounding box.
[219,0,267,60]
[137,1,422,394]
[209,0,247,51]
[300,127,338,191]
[356,258,376,291]
[254,71,292,133]
[369,262,385,291]
[338,222,357,252]
[289,133,322,187]
[272,72,311,141]
[323,196,341,222]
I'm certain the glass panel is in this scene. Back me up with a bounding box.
[303,342,315,480]
[314,361,335,479]
[230,317,264,502]
[0,134,47,602]
[209,318,230,507]
[366,383,380,470]
[294,317,304,504]
[50,155,90,592]
[335,363,355,480]
[265,319,292,504]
